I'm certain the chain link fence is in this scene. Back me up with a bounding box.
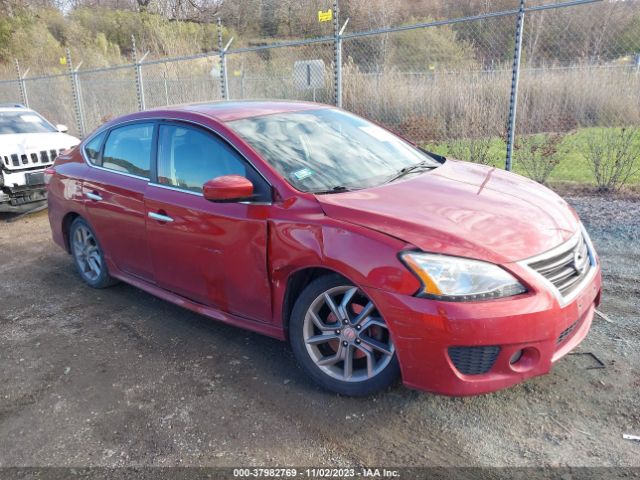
[23,74,77,134]
[1,0,639,187]
[0,79,22,105]
[341,13,515,149]
[77,66,139,133]
[141,55,222,110]
[226,41,336,103]
[512,2,640,185]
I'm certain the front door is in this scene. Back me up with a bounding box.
[144,122,273,322]
[82,122,155,282]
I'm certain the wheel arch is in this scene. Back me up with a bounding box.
[271,218,420,339]
[61,211,82,253]
[282,266,352,340]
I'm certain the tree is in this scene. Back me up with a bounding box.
[136,0,151,12]
[389,18,475,71]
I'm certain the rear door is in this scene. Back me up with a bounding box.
[82,122,156,282]
[144,122,273,322]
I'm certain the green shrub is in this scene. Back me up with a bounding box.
[584,128,640,192]
[445,137,499,166]
[514,133,565,184]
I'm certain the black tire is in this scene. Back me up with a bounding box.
[69,217,118,289]
[289,274,400,396]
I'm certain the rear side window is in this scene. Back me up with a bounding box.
[84,131,105,165]
[102,123,154,178]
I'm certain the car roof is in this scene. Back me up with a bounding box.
[158,100,331,122]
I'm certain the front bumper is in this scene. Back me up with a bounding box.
[1,168,48,211]
[0,198,46,213]
[366,264,602,396]
[2,167,46,188]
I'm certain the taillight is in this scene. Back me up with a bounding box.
[44,166,56,185]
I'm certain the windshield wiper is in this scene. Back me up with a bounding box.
[311,186,351,195]
[385,160,437,184]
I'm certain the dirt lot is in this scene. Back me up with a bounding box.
[0,195,638,468]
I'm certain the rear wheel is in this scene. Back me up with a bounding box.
[69,217,118,289]
[289,274,400,396]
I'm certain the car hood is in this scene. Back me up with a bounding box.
[0,132,80,169]
[316,160,579,264]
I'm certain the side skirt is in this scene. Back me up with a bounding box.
[110,269,286,341]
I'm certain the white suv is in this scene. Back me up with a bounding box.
[0,104,80,212]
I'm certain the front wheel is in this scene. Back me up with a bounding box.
[289,274,400,396]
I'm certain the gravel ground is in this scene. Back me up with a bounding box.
[0,195,638,468]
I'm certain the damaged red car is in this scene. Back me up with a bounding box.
[47,101,602,396]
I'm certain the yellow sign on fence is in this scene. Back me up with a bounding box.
[318,9,332,22]
[59,57,67,65]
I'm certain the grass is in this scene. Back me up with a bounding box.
[424,128,640,186]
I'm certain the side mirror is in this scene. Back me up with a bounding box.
[203,175,254,202]
[56,124,68,133]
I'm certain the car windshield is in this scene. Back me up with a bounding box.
[228,108,441,193]
[0,111,57,135]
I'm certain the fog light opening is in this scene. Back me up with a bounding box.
[509,347,540,373]
[510,349,524,365]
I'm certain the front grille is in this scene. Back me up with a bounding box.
[448,346,500,375]
[528,235,591,297]
[557,319,579,345]
[2,149,60,169]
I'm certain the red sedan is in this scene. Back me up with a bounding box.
[46,101,602,396]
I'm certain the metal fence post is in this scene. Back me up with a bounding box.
[132,36,148,111]
[333,0,342,108]
[75,68,86,135]
[505,0,526,171]
[333,0,341,107]
[336,19,350,108]
[14,59,29,108]
[66,49,85,138]
[163,70,170,106]
[333,1,349,108]
[217,17,230,101]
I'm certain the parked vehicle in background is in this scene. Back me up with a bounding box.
[47,101,602,397]
[0,104,79,212]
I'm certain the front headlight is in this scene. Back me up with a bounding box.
[401,252,527,301]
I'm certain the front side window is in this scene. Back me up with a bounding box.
[228,108,441,193]
[84,131,106,165]
[157,124,267,197]
[102,123,154,178]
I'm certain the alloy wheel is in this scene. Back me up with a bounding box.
[72,224,102,282]
[303,285,395,382]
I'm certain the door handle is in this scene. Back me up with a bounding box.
[85,191,102,201]
[148,211,174,223]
